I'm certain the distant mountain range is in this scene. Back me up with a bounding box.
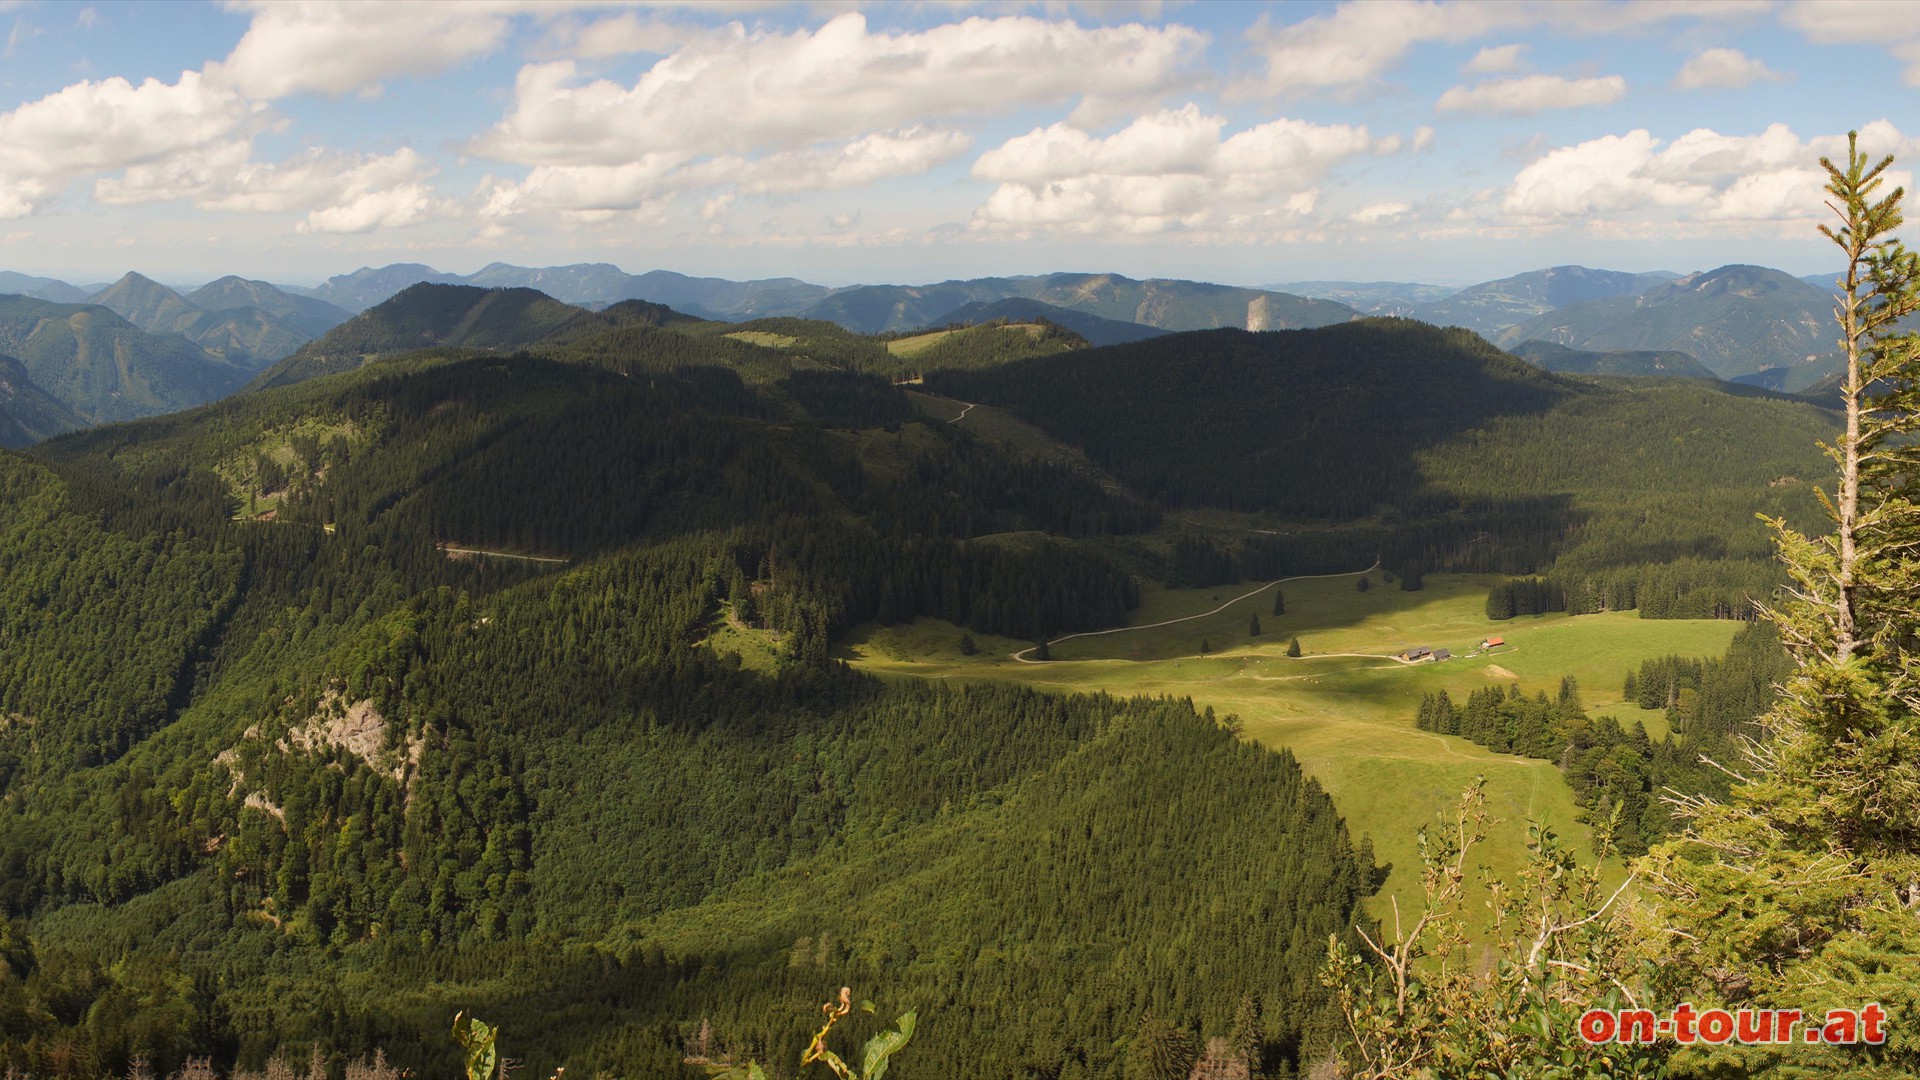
[251,285,693,389]
[802,273,1362,334]
[1405,266,1680,336]
[0,258,1859,436]
[1495,265,1841,390]
[290,264,1359,334]
[190,275,355,338]
[0,271,95,305]
[1269,280,1459,317]
[1508,339,1719,379]
[929,298,1169,346]
[86,272,350,369]
[307,262,829,320]
[0,351,87,447]
[0,295,252,424]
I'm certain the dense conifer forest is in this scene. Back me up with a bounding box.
[1415,623,1791,854]
[0,335,1378,1078]
[0,290,1853,1078]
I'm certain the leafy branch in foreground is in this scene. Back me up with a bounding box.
[1322,779,1667,1079]
[708,988,916,1080]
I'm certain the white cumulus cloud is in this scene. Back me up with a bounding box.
[1501,121,1917,228]
[1351,201,1413,224]
[1240,0,1764,96]
[95,143,449,234]
[1672,48,1784,90]
[970,104,1384,235]
[1436,74,1626,115]
[1782,0,1920,85]
[1464,43,1528,74]
[481,127,971,218]
[473,12,1205,166]
[0,70,249,217]
[209,0,519,100]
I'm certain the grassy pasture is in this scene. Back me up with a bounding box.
[724,330,801,349]
[843,572,1738,928]
[888,323,1047,358]
[886,329,959,356]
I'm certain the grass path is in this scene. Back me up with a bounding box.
[438,543,569,564]
[1010,560,1381,662]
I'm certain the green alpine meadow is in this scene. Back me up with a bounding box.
[2,4,1916,1078]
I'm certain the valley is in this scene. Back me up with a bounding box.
[8,4,1915,1075]
[0,268,1862,1079]
[844,570,1738,927]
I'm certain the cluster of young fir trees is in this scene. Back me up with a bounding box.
[1485,561,1782,622]
[1330,132,1920,1079]
[1416,622,1790,856]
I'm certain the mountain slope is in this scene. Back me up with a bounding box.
[1411,265,1675,335]
[250,284,677,389]
[90,271,200,331]
[0,336,1369,1077]
[879,319,1090,376]
[929,297,1168,346]
[929,319,1566,516]
[0,352,87,446]
[189,276,353,337]
[623,268,831,318]
[465,262,832,317]
[305,262,835,318]
[0,295,248,422]
[312,263,464,312]
[0,271,93,304]
[1495,264,1841,387]
[1509,339,1719,379]
[1270,279,1459,317]
[928,317,1833,542]
[0,285,1858,1078]
[806,272,1359,334]
[94,271,314,367]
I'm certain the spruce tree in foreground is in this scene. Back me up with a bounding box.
[1248,613,1261,636]
[1272,587,1285,616]
[1636,132,1920,1077]
[1286,637,1301,658]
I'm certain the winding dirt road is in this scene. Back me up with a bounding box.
[1010,560,1386,664]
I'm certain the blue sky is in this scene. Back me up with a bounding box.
[1,0,1916,288]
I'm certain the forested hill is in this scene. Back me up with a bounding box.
[0,353,86,447]
[929,318,1567,516]
[0,249,1868,1078]
[1510,339,1719,379]
[0,295,250,423]
[1495,264,1840,389]
[0,333,1382,1078]
[928,317,1837,614]
[90,272,319,369]
[800,272,1361,334]
[187,276,354,338]
[1409,265,1674,335]
[928,297,1167,346]
[248,285,696,389]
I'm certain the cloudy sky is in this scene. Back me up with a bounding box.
[1,0,1916,288]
